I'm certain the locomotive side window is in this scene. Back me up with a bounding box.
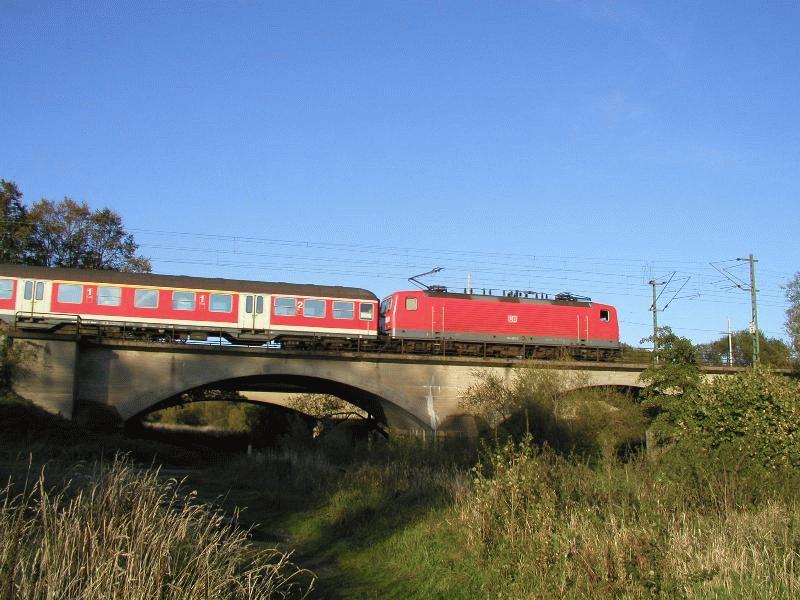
[380,297,392,313]
[333,301,354,319]
[0,280,12,299]
[600,309,610,322]
[210,293,232,313]
[134,289,159,308]
[98,286,121,306]
[405,297,418,311]
[360,303,374,320]
[172,291,196,311]
[304,299,325,318]
[57,284,83,304]
[274,297,296,316]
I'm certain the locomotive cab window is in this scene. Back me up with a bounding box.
[0,279,12,300]
[172,291,196,311]
[380,297,392,313]
[57,284,83,304]
[360,303,374,320]
[274,297,295,316]
[405,297,418,311]
[304,299,325,318]
[210,293,232,313]
[600,309,610,322]
[333,301,354,319]
[98,286,121,306]
[134,289,158,309]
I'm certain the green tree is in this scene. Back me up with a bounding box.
[639,326,702,443]
[786,272,800,358]
[697,329,792,368]
[0,180,33,263]
[27,198,151,272]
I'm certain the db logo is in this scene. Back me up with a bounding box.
[508,315,518,323]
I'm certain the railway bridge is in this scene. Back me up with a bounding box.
[8,332,744,436]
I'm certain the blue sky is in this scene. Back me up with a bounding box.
[2,1,798,347]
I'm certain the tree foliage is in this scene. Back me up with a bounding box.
[786,272,800,357]
[673,369,800,469]
[0,180,150,272]
[27,198,151,272]
[0,180,33,264]
[638,327,702,443]
[696,329,792,368]
[639,326,702,398]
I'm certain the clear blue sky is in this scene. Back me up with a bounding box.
[2,1,798,347]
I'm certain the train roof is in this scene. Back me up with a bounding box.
[0,264,378,300]
[394,289,597,307]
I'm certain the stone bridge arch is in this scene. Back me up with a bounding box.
[132,373,396,426]
[75,343,433,431]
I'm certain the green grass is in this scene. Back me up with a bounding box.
[3,386,800,599]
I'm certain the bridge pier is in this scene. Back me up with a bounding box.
[11,337,78,419]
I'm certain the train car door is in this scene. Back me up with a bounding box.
[241,293,268,331]
[19,279,50,315]
[577,314,589,344]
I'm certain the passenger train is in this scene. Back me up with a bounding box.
[0,264,620,359]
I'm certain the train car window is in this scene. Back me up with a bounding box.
[360,303,374,320]
[97,286,121,306]
[304,299,325,318]
[333,301,354,319]
[210,293,232,313]
[24,281,33,300]
[58,284,83,304]
[274,297,295,316]
[405,297,418,311]
[245,296,254,314]
[255,296,264,314]
[35,282,44,301]
[380,297,392,313]
[0,280,12,299]
[134,289,159,308]
[172,291,196,311]
[600,309,610,322]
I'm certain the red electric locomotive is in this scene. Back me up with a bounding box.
[379,288,620,359]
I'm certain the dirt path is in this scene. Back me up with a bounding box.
[159,467,346,598]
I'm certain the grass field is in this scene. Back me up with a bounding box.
[2,379,800,598]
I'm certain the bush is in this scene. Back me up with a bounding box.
[675,368,800,469]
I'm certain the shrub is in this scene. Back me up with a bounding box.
[676,368,800,469]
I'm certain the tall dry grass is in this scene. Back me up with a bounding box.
[455,438,800,598]
[0,455,314,599]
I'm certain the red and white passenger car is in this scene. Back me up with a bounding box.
[0,265,379,346]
